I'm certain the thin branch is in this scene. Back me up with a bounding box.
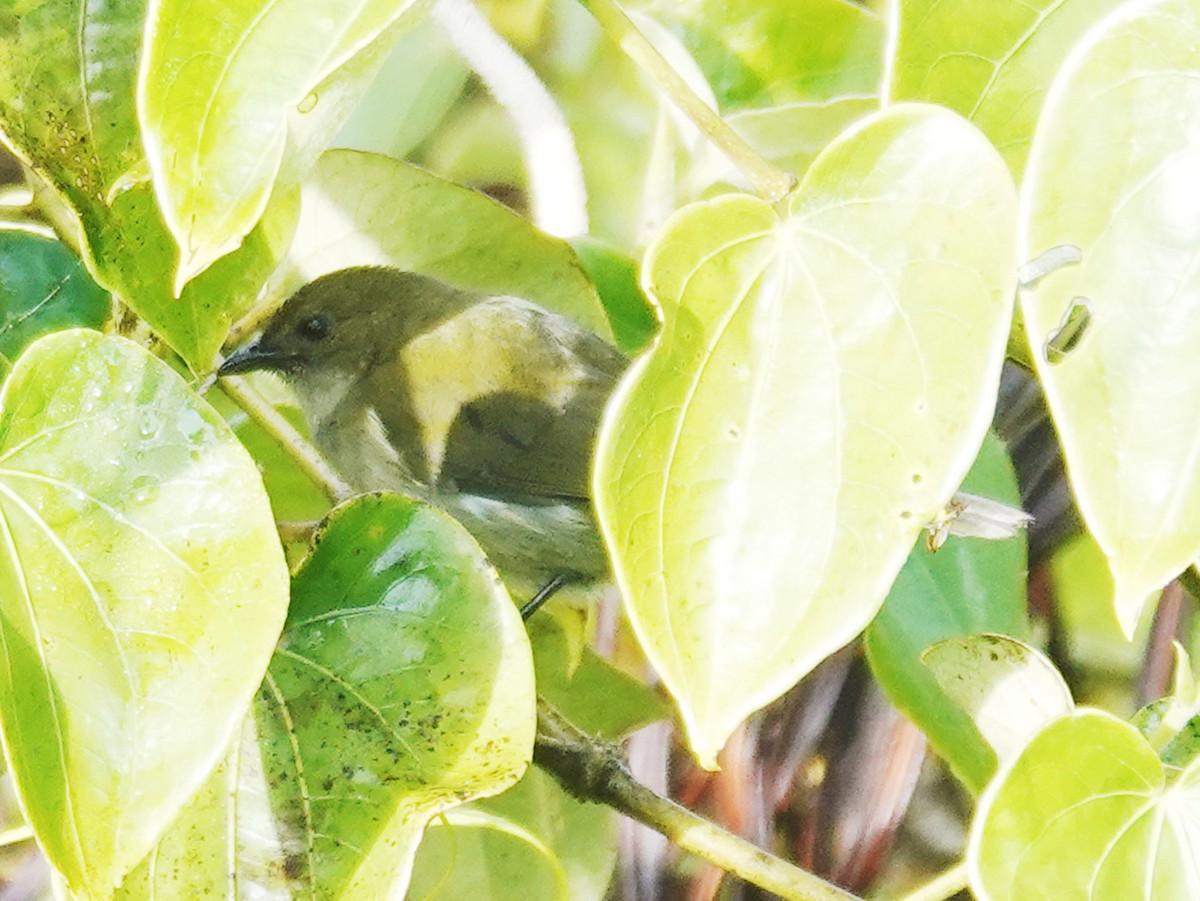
[574,0,796,203]
[895,861,969,901]
[534,703,860,901]
[219,372,854,900]
[217,375,353,503]
[433,0,589,238]
[0,824,34,847]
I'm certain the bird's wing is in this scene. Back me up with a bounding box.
[374,298,626,504]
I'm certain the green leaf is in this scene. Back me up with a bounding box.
[0,330,288,895]
[923,635,1073,768]
[137,0,425,288]
[0,1,299,369]
[1019,0,1200,634]
[119,493,536,899]
[865,432,1029,793]
[888,0,1126,175]
[209,375,329,525]
[629,0,885,108]
[528,615,667,740]
[409,767,616,901]
[268,150,611,340]
[570,238,659,355]
[596,104,1017,767]
[969,711,1200,900]
[0,229,110,360]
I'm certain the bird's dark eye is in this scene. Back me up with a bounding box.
[296,315,330,342]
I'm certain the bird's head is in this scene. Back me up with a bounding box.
[219,267,478,380]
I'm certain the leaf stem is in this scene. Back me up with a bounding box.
[574,0,796,202]
[895,861,969,901]
[218,375,353,503]
[534,702,859,901]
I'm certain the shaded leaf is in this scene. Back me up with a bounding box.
[865,432,1029,793]
[570,238,659,355]
[268,150,610,340]
[1019,0,1200,633]
[0,331,288,895]
[596,104,1017,766]
[528,615,667,740]
[119,493,536,899]
[0,229,110,360]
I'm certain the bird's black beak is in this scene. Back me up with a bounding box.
[218,341,293,377]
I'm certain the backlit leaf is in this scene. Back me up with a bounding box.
[888,0,1126,175]
[1019,0,1200,634]
[970,710,1200,900]
[138,0,426,288]
[596,104,1017,766]
[0,331,288,895]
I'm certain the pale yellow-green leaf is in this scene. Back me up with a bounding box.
[266,149,610,339]
[923,634,1074,766]
[0,331,287,895]
[1019,0,1200,634]
[970,710,1200,900]
[138,0,426,289]
[888,0,1127,175]
[596,104,1017,766]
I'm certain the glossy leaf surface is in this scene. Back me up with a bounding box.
[596,104,1017,766]
[120,493,535,899]
[0,331,287,895]
[0,0,297,369]
[0,229,110,360]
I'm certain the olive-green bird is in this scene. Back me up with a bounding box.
[219,267,626,591]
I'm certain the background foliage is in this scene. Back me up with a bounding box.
[0,0,1199,898]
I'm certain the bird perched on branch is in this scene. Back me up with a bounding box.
[219,267,626,593]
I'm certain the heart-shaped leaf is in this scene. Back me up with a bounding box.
[0,330,288,895]
[595,103,1017,766]
[970,710,1200,900]
[1019,0,1200,634]
[118,493,535,899]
